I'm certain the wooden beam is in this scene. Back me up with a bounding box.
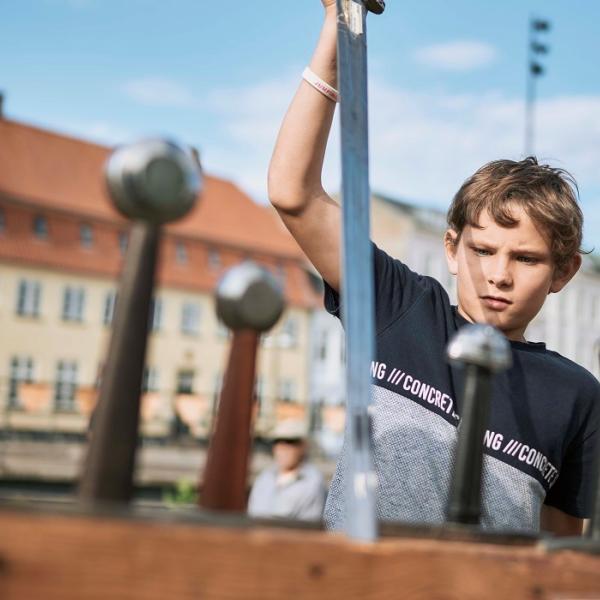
[0,505,599,599]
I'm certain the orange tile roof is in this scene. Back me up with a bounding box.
[0,118,321,309]
[0,118,304,260]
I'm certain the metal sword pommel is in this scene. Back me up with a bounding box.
[105,138,202,224]
[447,323,512,373]
[365,0,385,14]
[216,262,285,332]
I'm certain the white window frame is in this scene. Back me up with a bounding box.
[150,297,163,332]
[103,291,117,325]
[54,361,78,411]
[16,279,41,317]
[62,286,85,322]
[278,379,296,403]
[8,356,34,408]
[176,370,195,394]
[280,316,298,348]
[181,302,201,335]
[142,366,159,393]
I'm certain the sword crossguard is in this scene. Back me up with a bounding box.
[365,0,385,14]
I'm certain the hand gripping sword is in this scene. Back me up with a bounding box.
[336,0,384,542]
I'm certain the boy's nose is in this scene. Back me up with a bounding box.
[487,259,512,288]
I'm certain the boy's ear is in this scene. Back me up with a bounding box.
[550,254,582,294]
[444,229,459,275]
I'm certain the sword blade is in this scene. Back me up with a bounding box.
[337,0,378,542]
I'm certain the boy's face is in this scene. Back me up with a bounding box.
[445,204,580,341]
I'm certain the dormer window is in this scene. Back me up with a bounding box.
[118,231,128,255]
[33,215,48,239]
[176,241,188,264]
[208,248,221,270]
[80,223,93,248]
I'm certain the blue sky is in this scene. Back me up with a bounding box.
[2,0,599,248]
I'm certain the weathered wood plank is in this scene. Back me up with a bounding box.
[0,506,598,599]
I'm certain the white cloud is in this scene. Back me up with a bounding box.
[122,77,197,108]
[414,41,497,71]
[199,72,600,246]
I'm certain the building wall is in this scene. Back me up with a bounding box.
[0,256,312,438]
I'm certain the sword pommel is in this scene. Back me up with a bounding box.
[365,0,385,14]
[447,323,512,373]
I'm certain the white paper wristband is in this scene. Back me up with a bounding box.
[302,67,339,103]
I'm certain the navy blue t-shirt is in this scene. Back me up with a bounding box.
[324,243,600,532]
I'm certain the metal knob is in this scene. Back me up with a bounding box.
[105,139,202,224]
[365,0,385,14]
[216,262,284,332]
[447,324,512,372]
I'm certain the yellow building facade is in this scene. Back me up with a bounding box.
[0,118,320,445]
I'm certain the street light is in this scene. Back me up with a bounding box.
[525,17,551,156]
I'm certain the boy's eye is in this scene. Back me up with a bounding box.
[517,256,538,264]
[473,247,491,256]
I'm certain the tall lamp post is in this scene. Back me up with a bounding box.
[525,17,551,157]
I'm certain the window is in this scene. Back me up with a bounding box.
[103,291,117,325]
[176,370,195,394]
[80,223,93,248]
[149,297,163,331]
[181,302,201,335]
[208,248,221,270]
[280,317,298,347]
[54,361,78,411]
[8,356,34,409]
[118,231,128,255]
[16,279,41,317]
[279,379,296,403]
[316,330,328,361]
[62,286,85,322]
[33,215,48,239]
[142,366,159,393]
[176,241,188,264]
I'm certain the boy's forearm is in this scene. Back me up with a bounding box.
[268,10,337,211]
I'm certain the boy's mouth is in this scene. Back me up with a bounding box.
[481,295,512,310]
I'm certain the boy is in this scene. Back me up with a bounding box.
[268,0,599,535]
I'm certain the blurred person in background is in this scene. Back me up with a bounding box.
[248,419,326,521]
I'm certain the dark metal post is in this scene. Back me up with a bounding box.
[446,324,511,525]
[79,139,201,503]
[79,222,159,502]
[200,262,284,512]
[201,329,259,511]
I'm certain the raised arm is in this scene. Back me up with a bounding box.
[268,1,342,291]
